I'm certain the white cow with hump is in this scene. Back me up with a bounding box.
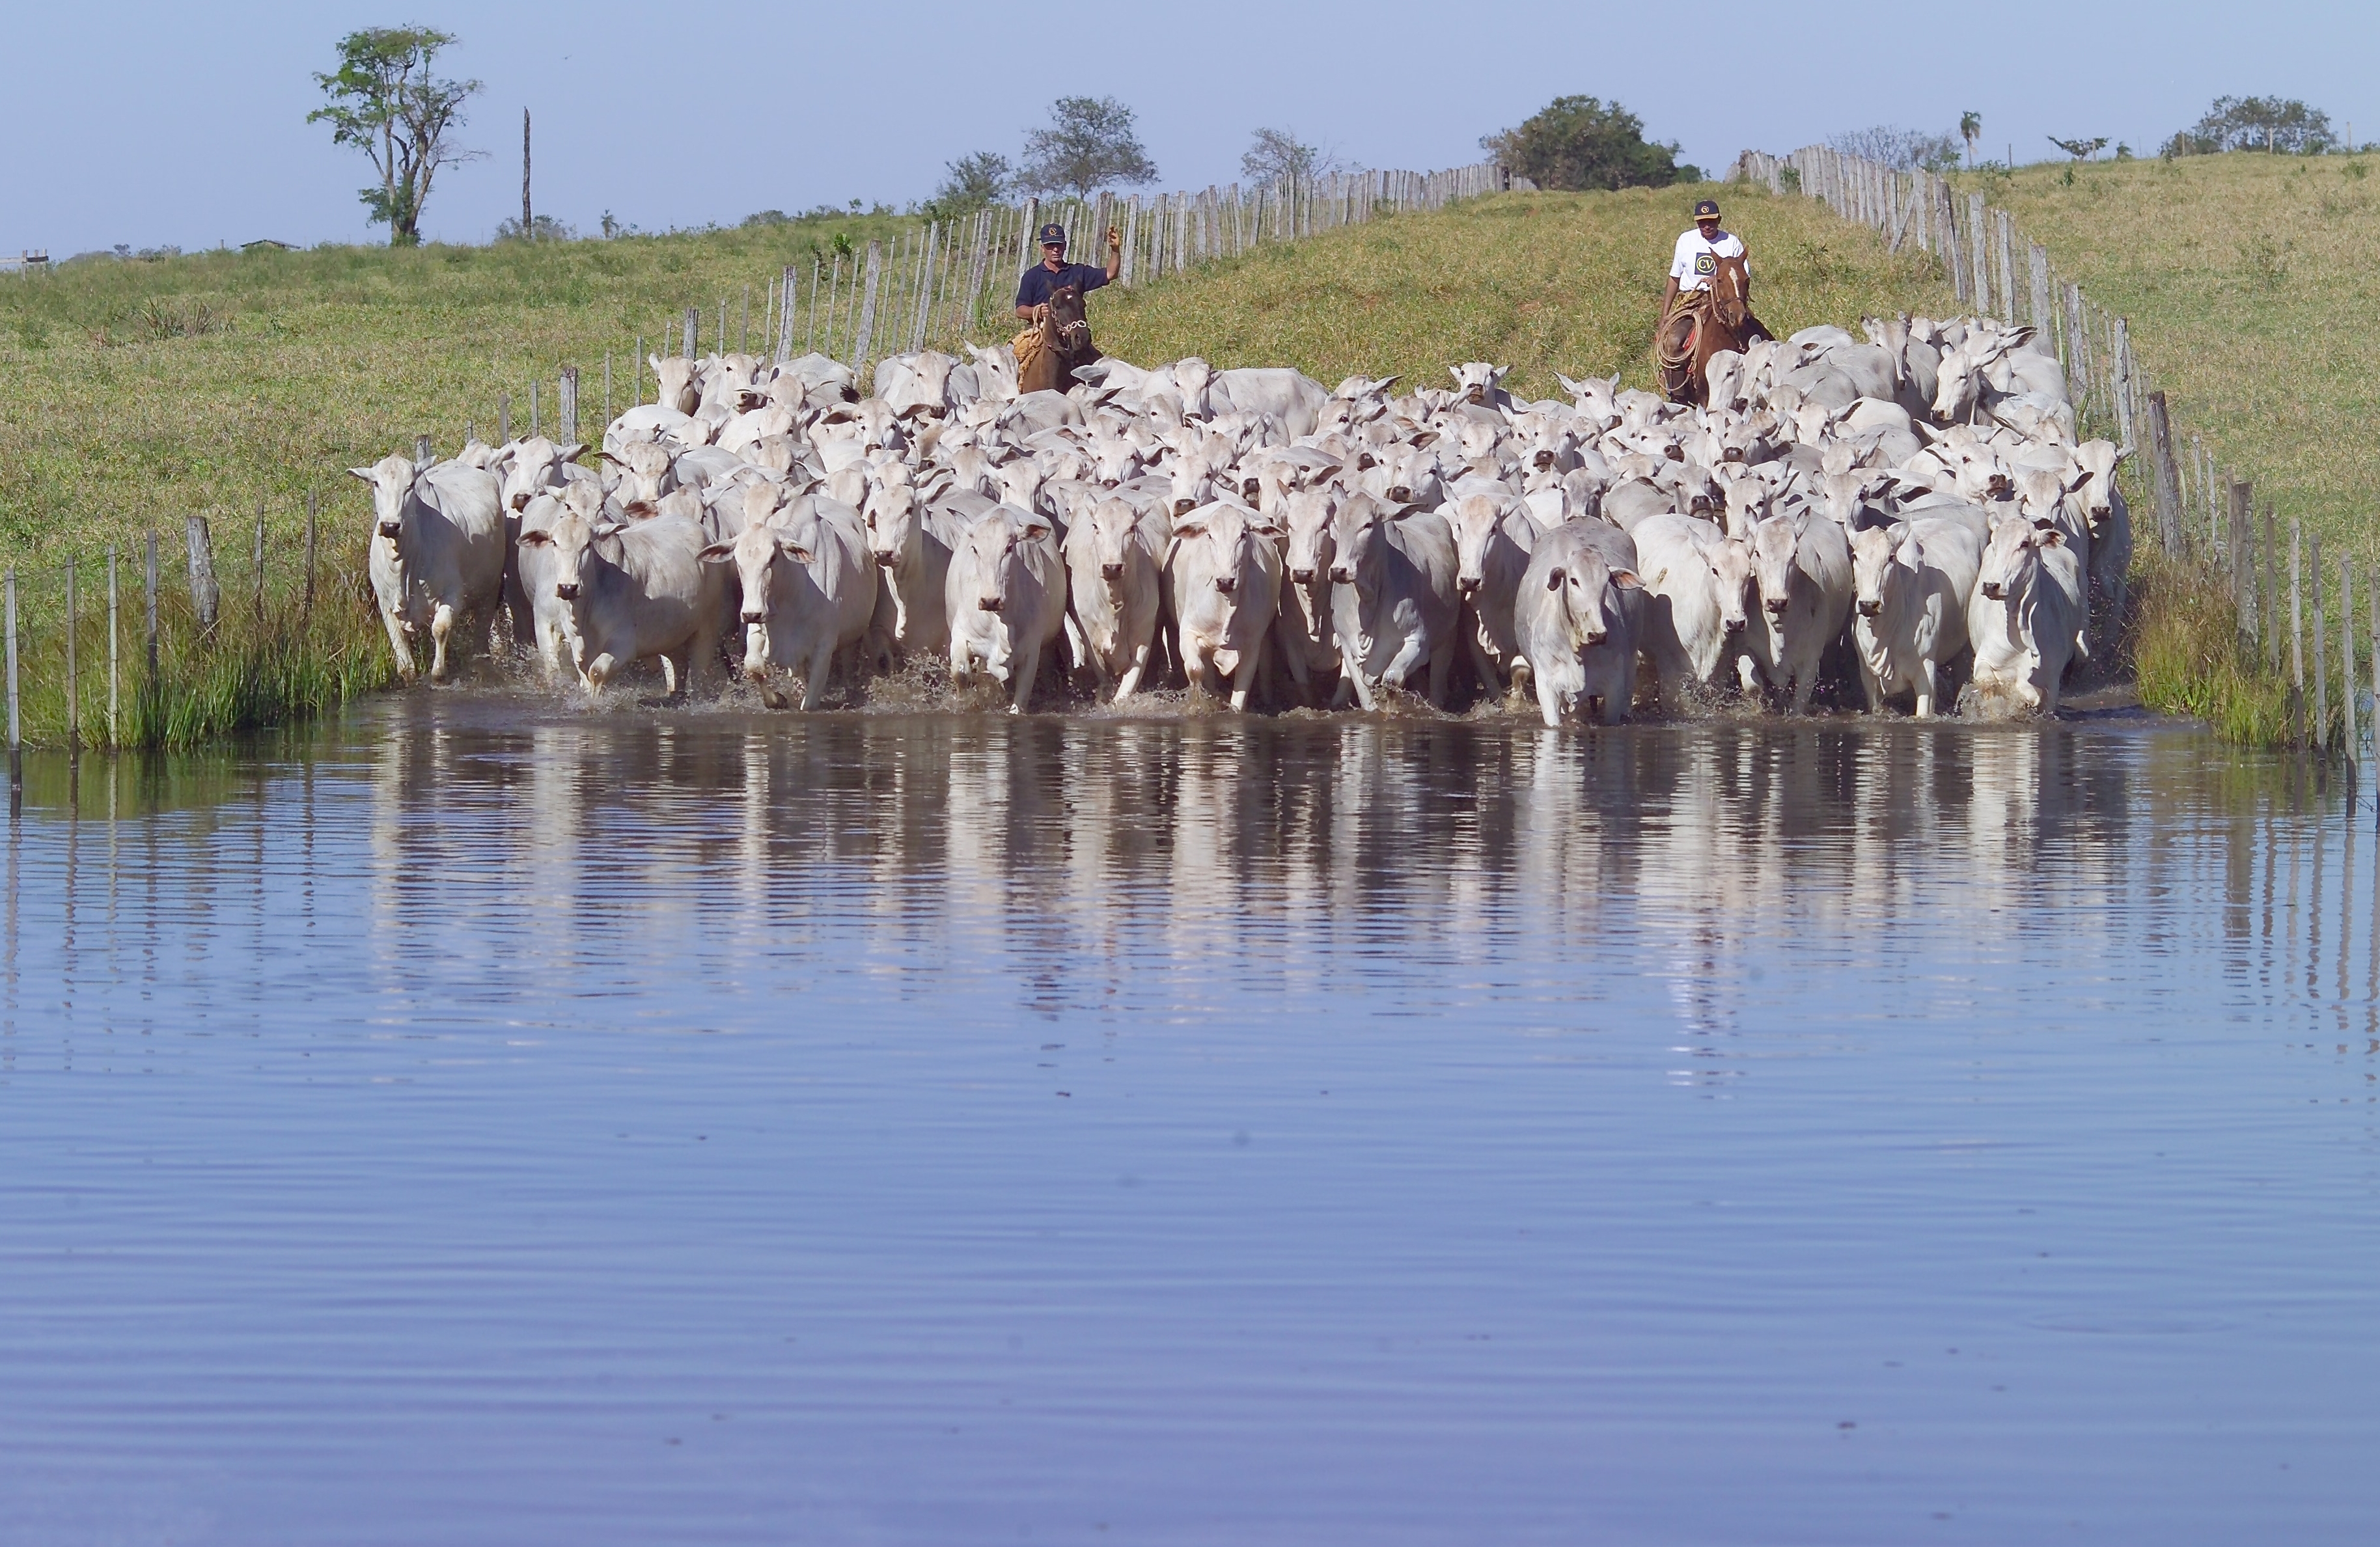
[351,453,506,683]
[1514,519,1644,727]
[517,508,725,696]
[1165,499,1283,711]
[1849,516,1983,717]
[947,504,1068,713]
[1968,512,2086,717]
[1064,495,1169,702]
[703,495,879,710]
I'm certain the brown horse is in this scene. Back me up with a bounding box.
[1017,282,1102,396]
[1656,254,1771,405]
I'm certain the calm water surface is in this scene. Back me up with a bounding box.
[3,700,2377,1544]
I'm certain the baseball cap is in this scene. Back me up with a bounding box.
[1038,223,1067,246]
[1693,199,1722,220]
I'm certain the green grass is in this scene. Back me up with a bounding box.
[1969,151,2376,561]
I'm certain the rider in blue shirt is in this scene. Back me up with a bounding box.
[1015,221,1124,320]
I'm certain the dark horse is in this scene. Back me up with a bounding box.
[1656,254,1770,405]
[1017,282,1101,395]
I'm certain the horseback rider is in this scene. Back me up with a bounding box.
[1657,197,1770,400]
[1015,221,1124,322]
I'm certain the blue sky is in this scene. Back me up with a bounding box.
[6,0,2374,256]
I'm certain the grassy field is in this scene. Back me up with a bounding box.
[1967,150,2375,561]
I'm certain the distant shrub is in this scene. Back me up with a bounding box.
[1480,96,1696,191]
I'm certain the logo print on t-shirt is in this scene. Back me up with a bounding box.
[1695,252,1717,277]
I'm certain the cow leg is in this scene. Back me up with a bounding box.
[1789,669,1816,716]
[1915,659,1939,720]
[1114,638,1150,702]
[428,603,456,683]
[1463,626,1503,701]
[583,653,617,696]
[1008,640,1042,715]
[1532,672,1565,730]
[1228,633,1265,713]
[1859,657,1886,715]
[380,609,419,683]
[659,651,681,696]
[801,646,835,711]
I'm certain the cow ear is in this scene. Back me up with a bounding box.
[2041,528,2066,547]
[779,542,816,564]
[595,519,630,538]
[1171,519,1209,539]
[2067,469,2095,494]
[697,541,736,562]
[1545,567,1566,590]
[558,443,587,464]
[1019,519,1052,541]
[1611,568,1642,591]
[518,529,553,547]
[348,467,377,482]
[599,450,626,467]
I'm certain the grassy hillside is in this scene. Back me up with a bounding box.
[0,183,1954,569]
[1972,151,2375,560]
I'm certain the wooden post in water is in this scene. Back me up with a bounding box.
[107,546,119,747]
[2314,530,2330,754]
[302,491,318,623]
[251,499,267,620]
[186,515,220,637]
[64,557,77,751]
[145,531,159,681]
[2291,519,2305,745]
[5,568,16,800]
[2344,556,2359,773]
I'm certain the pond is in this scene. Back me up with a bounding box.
[3,700,2375,1543]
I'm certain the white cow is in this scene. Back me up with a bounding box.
[1514,520,1644,727]
[1849,517,1983,717]
[517,509,725,696]
[1327,493,1461,709]
[703,501,878,710]
[947,505,1068,713]
[350,453,506,683]
[1745,512,1853,713]
[1439,491,1538,694]
[1632,513,1754,708]
[1064,495,1169,702]
[1969,514,2086,717]
[1165,500,1284,711]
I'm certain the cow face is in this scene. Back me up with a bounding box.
[964,513,1052,614]
[1446,494,1510,598]
[1751,515,1807,623]
[1979,517,2062,603]
[349,454,419,543]
[1328,494,1389,588]
[1282,487,1338,588]
[1449,362,1506,407]
[1087,499,1142,586]
[1849,524,1906,620]
[1705,537,1755,634]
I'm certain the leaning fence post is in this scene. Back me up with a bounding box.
[107,545,118,748]
[65,556,78,752]
[186,514,221,637]
[2146,390,2182,556]
[302,490,318,623]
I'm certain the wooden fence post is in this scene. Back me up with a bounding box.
[739,283,750,354]
[64,556,77,751]
[683,305,699,359]
[186,515,220,637]
[5,568,16,790]
[303,490,318,623]
[2112,319,2136,449]
[2146,390,2182,555]
[251,498,267,620]
[2291,519,2305,746]
[107,545,119,747]
[2229,480,2254,643]
[415,433,433,466]
[2264,506,2282,674]
[498,392,511,444]
[779,265,799,359]
[559,364,579,446]
[145,530,159,681]
[2344,556,2359,771]
[852,240,883,372]
[1967,193,1990,314]
[529,381,539,440]
[2028,241,2053,342]
[2314,531,2330,753]
[603,353,612,427]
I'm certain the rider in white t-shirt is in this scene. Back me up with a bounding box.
[1663,198,1749,309]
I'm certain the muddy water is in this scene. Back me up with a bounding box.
[3,701,2377,1544]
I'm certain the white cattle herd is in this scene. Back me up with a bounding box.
[351,313,2125,724]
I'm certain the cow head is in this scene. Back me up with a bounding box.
[1328,491,1391,588]
[1282,486,1339,590]
[699,520,814,679]
[1979,515,2064,603]
[963,510,1053,614]
[348,453,417,543]
[1450,362,1507,407]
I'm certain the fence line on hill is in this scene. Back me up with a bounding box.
[1736,145,2356,764]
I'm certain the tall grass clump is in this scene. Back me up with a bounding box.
[7,536,394,752]
[2130,551,2290,746]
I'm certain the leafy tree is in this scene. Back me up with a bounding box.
[2163,95,2338,157]
[1016,98,1157,197]
[1479,96,1695,191]
[308,27,482,246]
[1959,111,1982,167]
[926,151,1014,217]
[1241,127,1338,184]
[2048,135,2110,161]
[1831,126,1963,173]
